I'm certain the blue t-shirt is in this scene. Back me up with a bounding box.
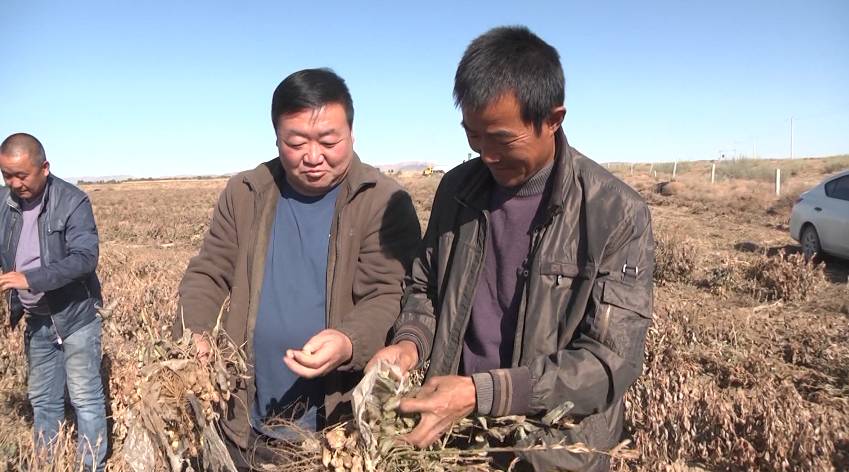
[251,180,340,438]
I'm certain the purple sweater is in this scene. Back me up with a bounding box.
[462,161,553,415]
[15,192,50,315]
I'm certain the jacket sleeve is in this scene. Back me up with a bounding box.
[25,196,99,293]
[174,178,241,336]
[336,188,421,371]
[389,181,448,367]
[478,202,654,418]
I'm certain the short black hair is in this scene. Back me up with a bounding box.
[454,26,564,133]
[0,133,46,166]
[271,68,354,130]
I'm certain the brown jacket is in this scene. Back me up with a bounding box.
[175,156,421,448]
[392,131,653,471]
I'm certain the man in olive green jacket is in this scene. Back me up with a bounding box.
[175,69,420,463]
[370,27,653,471]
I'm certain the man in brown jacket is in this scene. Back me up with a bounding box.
[175,68,420,467]
[369,27,654,471]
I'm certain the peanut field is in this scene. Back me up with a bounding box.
[0,157,847,471]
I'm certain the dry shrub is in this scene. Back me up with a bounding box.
[822,155,849,175]
[622,295,849,471]
[744,251,828,302]
[656,181,684,196]
[121,323,247,472]
[700,258,748,298]
[1,423,95,472]
[654,234,699,285]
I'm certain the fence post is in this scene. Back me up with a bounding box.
[672,161,678,179]
[711,163,716,184]
[775,169,781,195]
[649,163,654,175]
[630,164,634,175]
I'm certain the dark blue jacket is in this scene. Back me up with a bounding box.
[0,174,102,339]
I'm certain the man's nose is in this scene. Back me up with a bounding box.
[303,142,324,165]
[479,142,500,165]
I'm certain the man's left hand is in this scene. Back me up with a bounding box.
[0,272,29,292]
[284,329,353,379]
[399,375,476,448]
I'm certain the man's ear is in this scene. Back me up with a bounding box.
[42,160,50,177]
[547,106,566,134]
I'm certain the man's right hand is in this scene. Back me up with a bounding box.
[193,333,211,364]
[366,340,419,374]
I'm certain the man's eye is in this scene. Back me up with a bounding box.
[287,142,305,149]
[320,141,340,148]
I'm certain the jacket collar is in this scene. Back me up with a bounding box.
[243,153,377,201]
[545,129,576,217]
[455,129,576,219]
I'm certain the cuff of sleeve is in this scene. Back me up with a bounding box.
[22,268,47,294]
[391,321,432,367]
[471,372,494,416]
[391,332,426,369]
[172,304,216,340]
[489,367,531,417]
[335,326,363,371]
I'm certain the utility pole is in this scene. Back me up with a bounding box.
[790,116,794,159]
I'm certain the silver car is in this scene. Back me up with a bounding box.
[790,169,849,260]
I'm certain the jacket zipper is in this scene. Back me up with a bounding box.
[513,225,545,366]
[39,191,62,344]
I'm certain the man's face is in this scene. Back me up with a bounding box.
[275,103,354,196]
[0,152,49,201]
[462,93,564,188]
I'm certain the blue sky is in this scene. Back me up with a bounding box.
[1,1,847,178]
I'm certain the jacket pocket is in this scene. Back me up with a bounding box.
[602,279,651,318]
[46,223,68,261]
[593,280,652,361]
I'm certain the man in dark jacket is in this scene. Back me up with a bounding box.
[369,27,654,471]
[174,69,421,468]
[0,133,107,471]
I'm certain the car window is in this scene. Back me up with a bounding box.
[824,175,849,201]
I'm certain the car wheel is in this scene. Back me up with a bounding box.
[800,225,822,262]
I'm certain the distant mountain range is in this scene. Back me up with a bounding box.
[369,161,434,172]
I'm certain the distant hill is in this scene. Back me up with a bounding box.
[371,161,433,173]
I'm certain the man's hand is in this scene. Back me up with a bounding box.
[366,340,419,374]
[193,333,212,364]
[399,375,476,448]
[284,329,353,379]
[0,272,29,292]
